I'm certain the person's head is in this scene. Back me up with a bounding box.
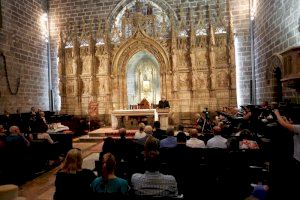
[153,121,161,129]
[102,137,116,154]
[190,129,198,138]
[177,124,184,131]
[166,127,174,136]
[245,105,254,112]
[177,132,187,144]
[4,110,9,115]
[119,128,126,138]
[261,101,269,108]
[270,102,278,110]
[144,136,160,172]
[144,135,160,153]
[102,152,116,176]
[161,96,166,102]
[213,126,222,135]
[0,125,4,133]
[9,126,20,135]
[195,113,201,119]
[31,107,36,113]
[138,122,145,132]
[39,111,45,117]
[144,125,153,134]
[239,129,254,140]
[62,148,82,173]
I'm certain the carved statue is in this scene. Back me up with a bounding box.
[210,72,216,89]
[82,79,90,95]
[135,0,142,13]
[146,3,153,15]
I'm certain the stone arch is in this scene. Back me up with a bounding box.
[266,53,283,102]
[111,29,171,109]
[107,0,178,30]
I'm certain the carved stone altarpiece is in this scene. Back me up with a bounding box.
[57,0,237,124]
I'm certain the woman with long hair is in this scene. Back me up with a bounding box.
[91,152,128,195]
[53,148,96,200]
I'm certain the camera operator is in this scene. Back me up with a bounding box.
[274,109,300,162]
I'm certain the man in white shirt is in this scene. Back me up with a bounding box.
[206,126,227,149]
[186,129,205,148]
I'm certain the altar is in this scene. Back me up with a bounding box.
[111,109,159,129]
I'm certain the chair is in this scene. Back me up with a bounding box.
[138,98,150,109]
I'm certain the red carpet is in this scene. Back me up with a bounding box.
[89,141,104,152]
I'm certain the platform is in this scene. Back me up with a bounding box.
[75,127,137,143]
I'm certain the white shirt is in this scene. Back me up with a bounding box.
[134,131,146,139]
[186,138,206,148]
[37,132,54,144]
[206,135,228,149]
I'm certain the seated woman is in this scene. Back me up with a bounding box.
[53,148,96,200]
[91,152,128,195]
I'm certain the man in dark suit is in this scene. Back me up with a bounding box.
[158,96,170,109]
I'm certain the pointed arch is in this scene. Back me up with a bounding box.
[111,29,171,109]
[266,53,283,102]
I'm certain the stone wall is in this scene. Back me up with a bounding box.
[229,0,251,105]
[0,0,50,113]
[254,0,300,104]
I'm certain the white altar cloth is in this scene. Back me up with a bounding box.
[111,109,158,129]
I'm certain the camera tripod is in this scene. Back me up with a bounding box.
[201,117,213,133]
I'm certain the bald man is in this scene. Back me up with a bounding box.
[158,96,170,109]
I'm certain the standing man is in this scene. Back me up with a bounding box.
[158,96,170,109]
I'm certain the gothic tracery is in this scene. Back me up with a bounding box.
[58,0,237,120]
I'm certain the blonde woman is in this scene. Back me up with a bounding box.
[53,148,96,200]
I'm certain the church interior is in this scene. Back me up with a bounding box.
[0,0,300,199]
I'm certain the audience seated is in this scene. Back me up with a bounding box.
[99,137,116,162]
[174,124,189,137]
[131,136,178,197]
[160,127,177,148]
[4,126,31,185]
[206,126,228,149]
[91,153,128,195]
[1,110,14,130]
[134,125,154,147]
[152,121,167,140]
[186,129,205,148]
[114,128,136,179]
[239,129,260,150]
[53,148,96,200]
[134,123,146,139]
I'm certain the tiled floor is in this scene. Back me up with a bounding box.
[18,142,102,200]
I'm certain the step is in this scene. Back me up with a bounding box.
[75,135,135,143]
[75,135,104,143]
[88,132,106,137]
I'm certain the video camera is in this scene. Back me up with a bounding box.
[202,107,210,120]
